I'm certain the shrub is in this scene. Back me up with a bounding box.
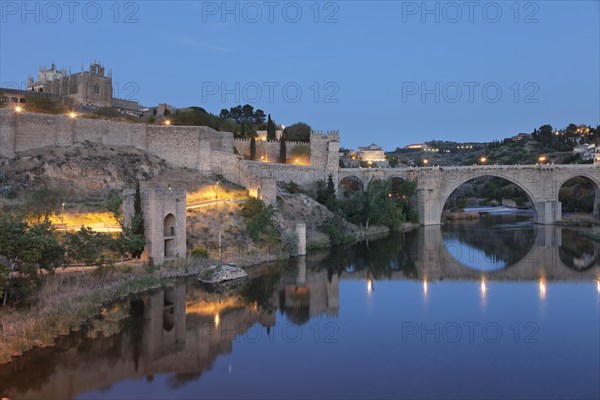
[191,247,209,258]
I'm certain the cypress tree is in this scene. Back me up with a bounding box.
[267,114,276,141]
[250,137,256,160]
[279,135,287,163]
[132,180,145,258]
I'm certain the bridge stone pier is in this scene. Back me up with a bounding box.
[338,165,600,225]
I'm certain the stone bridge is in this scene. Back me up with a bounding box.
[337,165,600,225]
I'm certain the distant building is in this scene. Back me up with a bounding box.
[358,144,386,161]
[256,125,285,141]
[574,144,597,161]
[511,133,530,142]
[405,143,431,151]
[404,143,438,152]
[28,62,113,108]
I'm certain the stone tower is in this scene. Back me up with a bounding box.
[124,187,187,265]
[310,130,340,182]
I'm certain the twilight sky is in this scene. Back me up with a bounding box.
[1,1,598,150]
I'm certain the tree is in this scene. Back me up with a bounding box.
[25,187,64,223]
[105,188,145,259]
[254,109,266,124]
[279,135,287,163]
[338,179,405,230]
[0,214,64,306]
[282,122,311,142]
[131,181,145,258]
[242,104,254,123]
[316,174,337,210]
[267,114,276,141]
[64,227,113,267]
[250,137,257,160]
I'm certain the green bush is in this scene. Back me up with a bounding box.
[239,198,276,243]
[191,247,209,258]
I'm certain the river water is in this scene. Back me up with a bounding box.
[1,211,599,399]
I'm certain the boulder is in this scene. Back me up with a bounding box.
[198,264,248,284]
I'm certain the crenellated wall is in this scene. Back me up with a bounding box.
[0,109,344,206]
[233,138,310,162]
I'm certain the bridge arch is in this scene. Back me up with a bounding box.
[338,175,365,197]
[556,173,600,216]
[438,172,540,224]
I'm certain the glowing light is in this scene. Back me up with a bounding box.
[480,278,487,295]
[596,279,599,294]
[538,156,546,163]
[367,278,373,293]
[480,157,487,164]
[214,313,220,327]
[164,119,171,126]
[423,279,428,295]
[423,159,429,165]
[539,277,547,299]
[14,105,23,113]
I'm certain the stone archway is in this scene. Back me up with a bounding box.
[557,174,600,217]
[437,174,540,225]
[164,213,176,259]
[338,175,364,198]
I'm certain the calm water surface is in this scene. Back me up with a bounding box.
[1,211,599,399]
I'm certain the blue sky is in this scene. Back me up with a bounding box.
[1,1,598,150]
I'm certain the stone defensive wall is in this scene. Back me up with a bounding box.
[0,108,236,172]
[0,109,340,205]
[233,138,310,162]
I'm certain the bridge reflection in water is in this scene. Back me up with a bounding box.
[0,226,598,400]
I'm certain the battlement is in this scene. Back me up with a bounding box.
[233,138,309,145]
[310,130,340,141]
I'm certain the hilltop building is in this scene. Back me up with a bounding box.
[28,62,113,108]
[573,144,598,161]
[256,125,285,141]
[358,143,386,161]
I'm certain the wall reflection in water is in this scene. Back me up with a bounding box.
[0,224,598,399]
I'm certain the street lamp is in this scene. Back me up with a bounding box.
[164,119,171,126]
[480,157,487,164]
[14,105,23,113]
[68,111,77,119]
[538,156,547,164]
[215,181,220,199]
[423,159,429,166]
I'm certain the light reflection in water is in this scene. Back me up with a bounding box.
[1,222,599,400]
[539,277,547,300]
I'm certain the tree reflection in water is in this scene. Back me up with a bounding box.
[441,213,536,271]
[559,229,600,271]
